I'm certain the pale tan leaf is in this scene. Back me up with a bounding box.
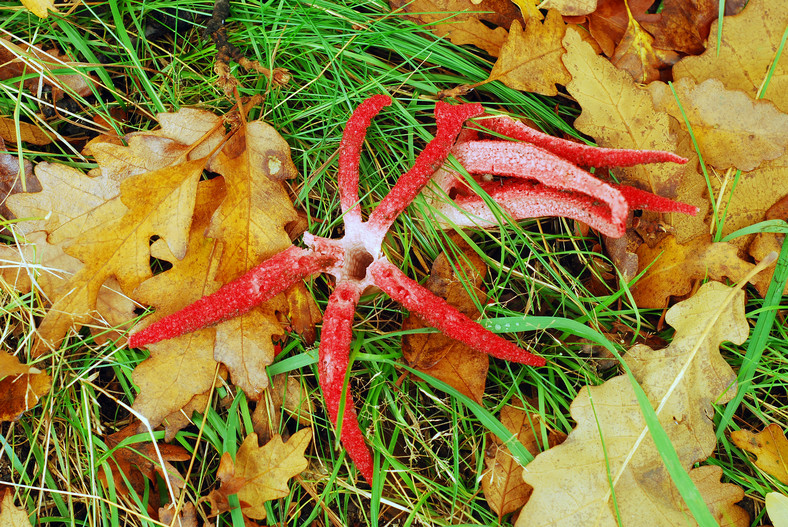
[672,0,788,112]
[650,78,788,172]
[539,0,595,16]
[516,282,749,527]
[0,489,31,527]
[766,492,788,527]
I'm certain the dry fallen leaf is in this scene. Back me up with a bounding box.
[0,489,30,527]
[672,0,788,113]
[640,0,719,55]
[632,235,755,308]
[539,0,596,16]
[649,78,788,172]
[516,281,749,526]
[158,502,199,527]
[252,374,314,443]
[730,424,788,485]
[482,399,566,520]
[610,8,678,84]
[19,0,54,17]
[99,422,190,513]
[583,0,660,57]
[0,351,51,422]
[387,0,521,56]
[130,178,227,431]
[0,38,95,101]
[401,245,490,403]
[207,429,311,520]
[485,10,570,96]
[766,492,788,527]
[0,117,51,146]
[750,195,788,296]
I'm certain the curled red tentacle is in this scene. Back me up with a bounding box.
[369,260,546,367]
[318,280,374,483]
[129,246,336,348]
[476,115,688,167]
[366,101,484,236]
[339,94,393,226]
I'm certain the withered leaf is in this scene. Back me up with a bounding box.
[130,179,224,430]
[641,0,720,55]
[402,246,490,403]
[610,10,678,84]
[0,38,95,100]
[486,10,570,96]
[98,422,190,508]
[482,399,566,519]
[672,0,788,113]
[0,117,51,146]
[0,351,51,422]
[730,424,788,485]
[516,282,749,526]
[539,0,596,16]
[632,235,754,308]
[586,0,660,57]
[650,78,788,172]
[0,489,30,527]
[207,430,311,520]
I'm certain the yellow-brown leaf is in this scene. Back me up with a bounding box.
[0,351,50,422]
[731,424,788,484]
[486,10,570,96]
[207,430,311,520]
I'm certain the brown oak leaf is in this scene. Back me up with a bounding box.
[482,399,566,520]
[0,351,50,422]
[401,244,490,403]
[206,429,311,521]
[98,422,190,513]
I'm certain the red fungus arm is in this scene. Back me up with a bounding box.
[366,101,484,236]
[369,260,545,367]
[615,184,699,215]
[318,280,374,483]
[478,116,688,167]
[452,140,629,236]
[129,246,335,348]
[339,95,392,227]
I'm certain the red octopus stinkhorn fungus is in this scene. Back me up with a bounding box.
[128,94,696,484]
